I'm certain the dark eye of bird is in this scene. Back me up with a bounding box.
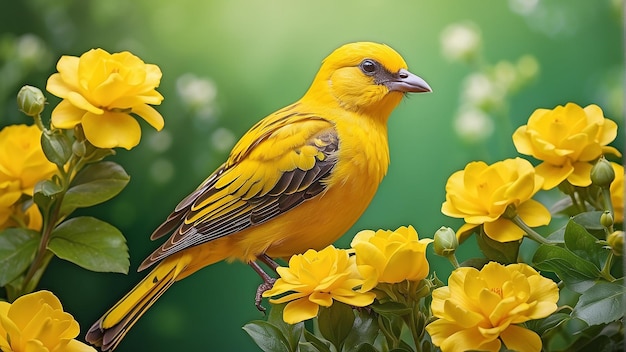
[359,59,378,75]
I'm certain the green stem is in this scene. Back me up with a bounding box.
[19,153,76,296]
[32,113,47,132]
[511,215,553,245]
[569,192,586,214]
[446,253,461,269]
[600,251,616,282]
[601,187,615,221]
[403,311,422,352]
[20,200,61,295]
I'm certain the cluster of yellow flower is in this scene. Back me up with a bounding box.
[260,102,622,352]
[0,48,165,351]
[0,125,56,230]
[263,225,431,324]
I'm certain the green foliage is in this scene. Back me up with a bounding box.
[60,161,130,216]
[0,228,38,286]
[572,279,624,326]
[1,87,132,301]
[476,229,520,264]
[48,216,129,273]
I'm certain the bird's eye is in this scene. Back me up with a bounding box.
[359,59,378,75]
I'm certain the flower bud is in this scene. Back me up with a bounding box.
[607,230,624,256]
[72,140,86,157]
[433,226,458,257]
[600,211,614,229]
[17,85,46,117]
[591,157,615,188]
[41,130,72,166]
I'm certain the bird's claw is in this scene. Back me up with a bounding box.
[255,278,276,313]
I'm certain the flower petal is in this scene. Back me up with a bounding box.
[500,324,542,352]
[283,298,319,324]
[516,199,551,227]
[55,55,80,89]
[82,111,141,150]
[8,290,62,328]
[46,73,73,99]
[50,100,87,129]
[567,161,593,187]
[133,103,165,130]
[65,339,98,352]
[483,218,524,242]
[535,161,573,190]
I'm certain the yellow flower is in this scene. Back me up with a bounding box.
[442,158,551,242]
[0,202,43,232]
[350,225,432,291]
[426,262,558,352]
[0,180,21,226]
[610,162,624,223]
[0,124,53,232]
[0,290,96,352]
[0,125,57,196]
[46,48,164,150]
[262,246,375,324]
[513,103,620,190]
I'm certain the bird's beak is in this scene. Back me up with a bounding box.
[385,69,432,93]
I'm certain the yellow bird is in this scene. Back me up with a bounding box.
[86,41,431,350]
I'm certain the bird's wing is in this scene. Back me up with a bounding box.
[139,108,338,270]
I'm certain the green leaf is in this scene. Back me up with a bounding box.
[48,216,129,273]
[303,330,332,352]
[61,161,130,214]
[344,310,379,352]
[572,279,624,326]
[476,230,520,264]
[351,343,379,352]
[298,342,323,352]
[571,211,604,231]
[33,179,63,211]
[563,220,607,269]
[266,303,304,351]
[542,317,589,352]
[243,320,291,352]
[532,244,600,293]
[318,302,355,350]
[546,225,565,242]
[459,257,490,270]
[371,301,412,317]
[0,228,39,286]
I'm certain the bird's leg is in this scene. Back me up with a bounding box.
[258,253,280,273]
[249,259,277,313]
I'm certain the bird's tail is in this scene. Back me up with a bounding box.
[85,254,191,351]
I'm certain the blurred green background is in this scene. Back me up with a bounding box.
[0,0,623,351]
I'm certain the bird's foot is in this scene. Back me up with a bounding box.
[255,277,276,313]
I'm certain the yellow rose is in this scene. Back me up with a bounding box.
[610,162,623,224]
[442,158,551,242]
[513,103,620,190]
[46,48,164,150]
[0,180,22,227]
[426,262,559,352]
[350,225,432,291]
[0,202,43,232]
[0,290,96,352]
[0,124,57,196]
[262,246,375,324]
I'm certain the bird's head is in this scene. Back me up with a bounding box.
[303,42,431,120]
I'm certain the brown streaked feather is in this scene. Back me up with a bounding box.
[138,118,339,271]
